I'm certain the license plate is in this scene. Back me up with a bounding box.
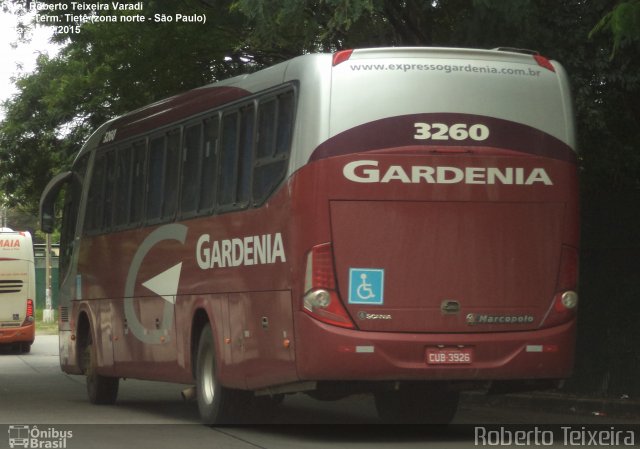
[426,347,473,365]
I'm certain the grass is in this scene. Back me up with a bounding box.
[35,308,59,335]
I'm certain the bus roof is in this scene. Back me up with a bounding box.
[326,47,575,150]
[77,47,574,162]
[89,59,293,150]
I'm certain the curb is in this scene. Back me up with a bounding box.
[461,391,640,419]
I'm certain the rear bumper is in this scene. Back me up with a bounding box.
[0,322,35,345]
[295,312,576,381]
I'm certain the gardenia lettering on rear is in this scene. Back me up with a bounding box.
[197,233,286,269]
[343,160,553,185]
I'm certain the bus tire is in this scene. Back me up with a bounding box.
[196,326,247,425]
[374,383,459,424]
[82,332,119,405]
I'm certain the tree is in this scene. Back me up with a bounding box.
[2,0,639,208]
[466,0,640,192]
[1,0,254,211]
[590,0,640,57]
[0,54,79,210]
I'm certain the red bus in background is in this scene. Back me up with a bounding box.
[40,47,579,424]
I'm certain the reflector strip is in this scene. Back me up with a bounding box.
[355,346,374,353]
[526,344,559,353]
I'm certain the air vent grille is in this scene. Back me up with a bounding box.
[0,280,23,294]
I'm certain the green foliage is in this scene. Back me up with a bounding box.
[2,206,39,234]
[0,54,82,211]
[1,0,253,210]
[1,0,639,210]
[590,0,640,57]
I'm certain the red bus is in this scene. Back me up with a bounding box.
[40,47,579,424]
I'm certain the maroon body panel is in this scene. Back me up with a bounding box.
[75,186,297,386]
[287,116,579,383]
[294,312,576,380]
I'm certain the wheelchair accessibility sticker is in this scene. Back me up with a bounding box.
[348,268,384,305]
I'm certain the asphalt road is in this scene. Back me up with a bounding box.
[1,335,637,449]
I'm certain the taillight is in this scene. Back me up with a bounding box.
[22,299,35,326]
[540,246,579,328]
[302,243,355,329]
[533,54,555,72]
[332,49,354,66]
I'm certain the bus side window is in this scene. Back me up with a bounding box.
[114,146,132,227]
[256,99,276,159]
[199,116,219,213]
[146,136,165,222]
[218,104,255,210]
[129,140,147,225]
[275,90,294,156]
[237,104,255,206]
[60,154,88,277]
[163,129,181,219]
[85,152,106,233]
[253,90,294,205]
[180,123,203,216]
[102,150,116,231]
[218,111,240,208]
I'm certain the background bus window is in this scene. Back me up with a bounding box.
[180,123,203,216]
[199,116,219,213]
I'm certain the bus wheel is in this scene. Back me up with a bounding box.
[196,326,248,425]
[374,383,459,424]
[20,343,31,353]
[81,332,119,405]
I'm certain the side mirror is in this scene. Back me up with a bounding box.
[41,211,55,234]
[39,171,72,233]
